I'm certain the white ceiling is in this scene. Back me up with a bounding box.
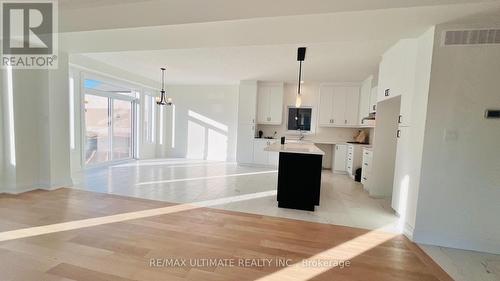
[59,0,499,32]
[82,42,391,85]
[71,1,500,85]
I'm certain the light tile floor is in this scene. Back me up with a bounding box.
[73,159,400,232]
[73,158,500,281]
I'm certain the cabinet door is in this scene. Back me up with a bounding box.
[345,87,360,126]
[392,126,411,215]
[333,144,347,172]
[268,151,279,167]
[369,86,378,113]
[268,85,283,124]
[319,86,334,126]
[257,87,270,124]
[238,82,257,124]
[358,80,371,125]
[236,124,255,164]
[377,54,399,103]
[398,91,413,127]
[332,87,346,126]
[253,140,269,165]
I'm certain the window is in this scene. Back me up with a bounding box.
[288,107,312,131]
[144,94,156,143]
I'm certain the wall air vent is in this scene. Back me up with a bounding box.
[443,29,500,46]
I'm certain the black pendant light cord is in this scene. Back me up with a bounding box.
[298,61,302,95]
[161,67,166,92]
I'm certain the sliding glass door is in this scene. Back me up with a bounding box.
[85,94,111,165]
[112,99,133,161]
[84,94,135,165]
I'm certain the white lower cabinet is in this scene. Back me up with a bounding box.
[392,126,411,215]
[253,139,278,167]
[346,144,364,179]
[333,144,347,173]
[361,148,373,190]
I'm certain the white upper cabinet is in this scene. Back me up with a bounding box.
[358,76,373,124]
[257,82,284,125]
[319,85,360,127]
[344,87,360,126]
[238,81,257,124]
[369,86,378,113]
[319,86,334,126]
[377,39,418,126]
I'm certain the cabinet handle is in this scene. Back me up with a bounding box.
[397,129,401,138]
[332,119,335,124]
[398,115,402,124]
[385,89,390,97]
[373,105,376,111]
[345,120,347,124]
[364,163,368,166]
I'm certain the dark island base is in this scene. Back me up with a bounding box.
[277,152,323,211]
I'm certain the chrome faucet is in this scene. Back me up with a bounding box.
[299,129,305,141]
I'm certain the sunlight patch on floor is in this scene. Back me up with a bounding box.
[135,170,277,186]
[255,228,397,281]
[0,190,277,243]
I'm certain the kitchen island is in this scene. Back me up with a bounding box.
[265,142,325,211]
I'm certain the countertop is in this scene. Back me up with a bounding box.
[265,142,325,156]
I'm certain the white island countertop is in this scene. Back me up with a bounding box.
[265,142,325,156]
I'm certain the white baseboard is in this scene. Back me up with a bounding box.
[413,232,500,255]
[1,178,73,195]
[403,223,415,241]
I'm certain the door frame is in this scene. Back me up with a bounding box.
[80,74,139,168]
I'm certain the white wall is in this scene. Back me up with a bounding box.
[413,24,500,254]
[163,85,239,162]
[0,69,6,188]
[0,54,73,193]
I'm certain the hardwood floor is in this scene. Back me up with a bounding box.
[0,188,452,281]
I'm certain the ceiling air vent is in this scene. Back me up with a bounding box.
[443,29,500,46]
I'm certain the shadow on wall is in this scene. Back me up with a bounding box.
[168,106,229,161]
[186,110,228,161]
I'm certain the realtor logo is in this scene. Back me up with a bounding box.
[1,0,58,69]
